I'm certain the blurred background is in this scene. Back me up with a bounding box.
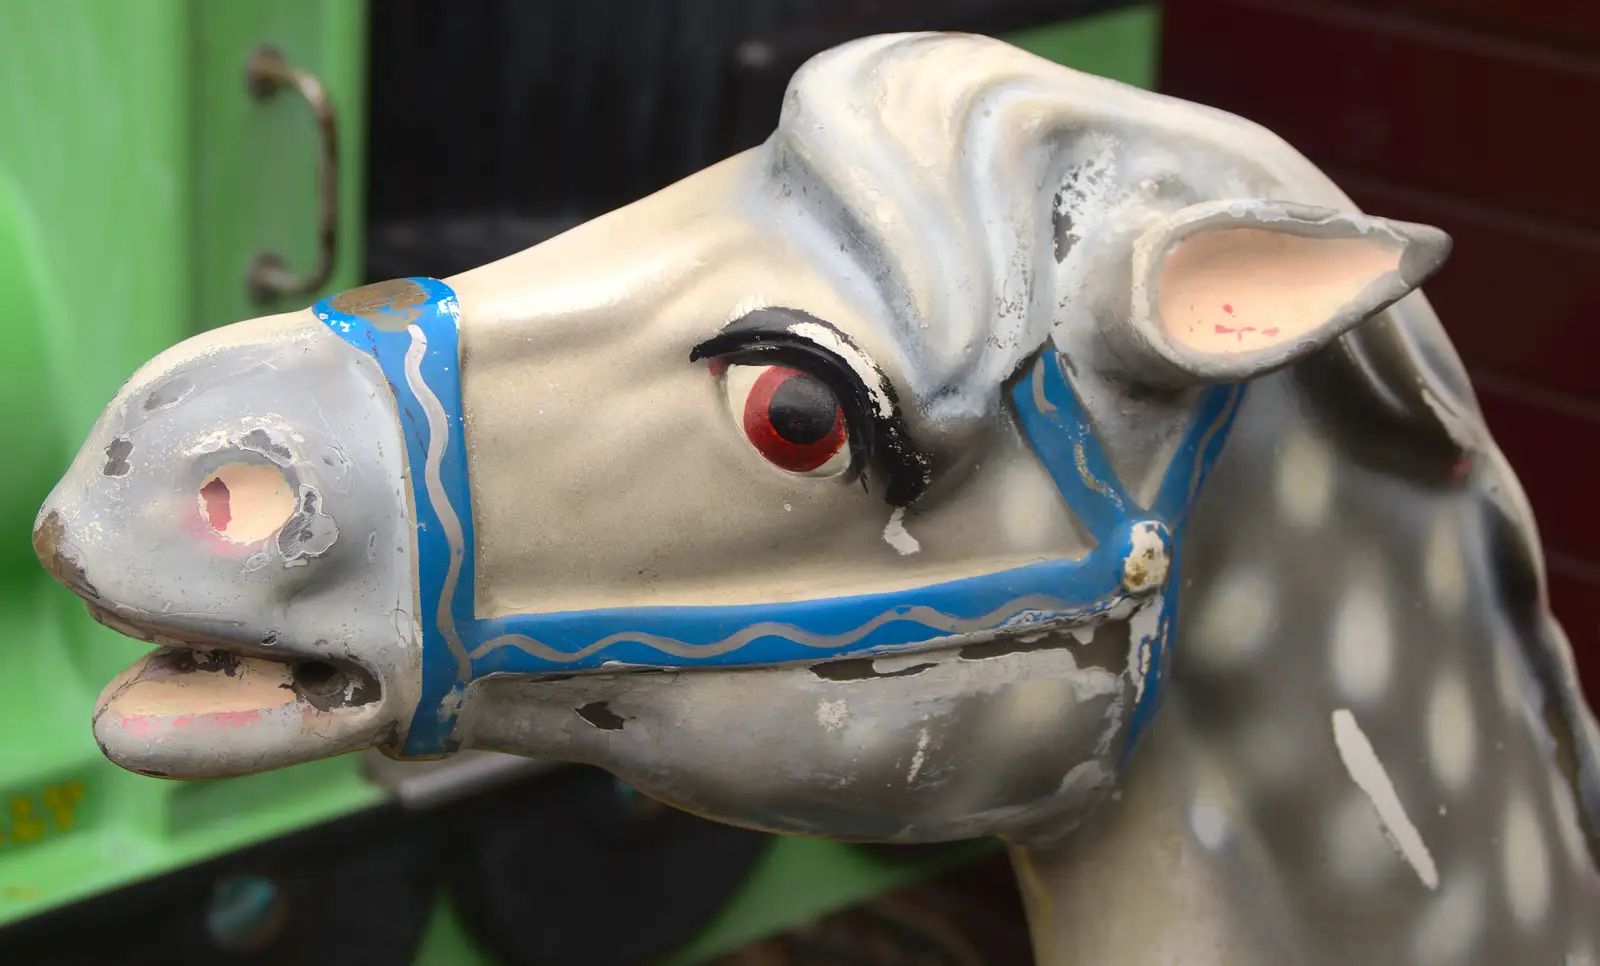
[0,1,1592,963]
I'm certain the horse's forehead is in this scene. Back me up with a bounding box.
[451,155,882,334]
[447,154,761,322]
[444,151,928,416]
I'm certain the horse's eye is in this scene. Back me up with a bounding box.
[722,364,851,477]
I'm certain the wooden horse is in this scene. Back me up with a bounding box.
[33,33,1600,964]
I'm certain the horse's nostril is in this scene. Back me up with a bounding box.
[198,462,293,544]
[292,660,343,697]
[291,660,380,712]
[32,510,99,600]
[200,477,232,532]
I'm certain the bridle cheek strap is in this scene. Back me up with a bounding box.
[314,278,1243,757]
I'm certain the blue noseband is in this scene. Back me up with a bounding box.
[315,278,1243,757]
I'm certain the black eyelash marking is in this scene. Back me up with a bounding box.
[689,307,933,507]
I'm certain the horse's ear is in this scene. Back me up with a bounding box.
[1103,199,1451,387]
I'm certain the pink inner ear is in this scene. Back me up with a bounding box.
[1157,227,1403,355]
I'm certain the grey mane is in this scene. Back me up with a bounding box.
[1305,300,1600,860]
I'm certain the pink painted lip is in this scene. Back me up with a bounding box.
[91,644,389,780]
[112,707,265,738]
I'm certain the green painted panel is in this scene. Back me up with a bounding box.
[0,0,378,927]
[1008,4,1160,89]
[192,0,369,330]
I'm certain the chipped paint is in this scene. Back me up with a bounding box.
[237,427,294,466]
[1126,597,1163,705]
[907,728,931,782]
[816,699,848,732]
[102,437,132,477]
[882,507,920,555]
[275,485,339,564]
[1331,708,1439,890]
[1121,521,1171,594]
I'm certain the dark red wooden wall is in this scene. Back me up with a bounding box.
[1160,0,1600,696]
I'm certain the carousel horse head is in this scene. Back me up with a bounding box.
[35,33,1453,846]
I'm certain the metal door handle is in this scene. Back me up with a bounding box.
[245,46,339,302]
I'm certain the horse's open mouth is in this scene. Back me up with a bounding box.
[86,603,387,779]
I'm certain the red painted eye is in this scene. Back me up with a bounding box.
[725,365,850,476]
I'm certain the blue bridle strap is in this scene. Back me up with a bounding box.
[315,279,1244,757]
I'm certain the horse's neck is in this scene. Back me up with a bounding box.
[1009,681,1600,965]
[1006,368,1600,965]
[1008,697,1300,966]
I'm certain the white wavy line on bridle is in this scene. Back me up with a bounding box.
[1031,355,1058,414]
[467,594,1117,665]
[1179,384,1244,513]
[405,322,472,684]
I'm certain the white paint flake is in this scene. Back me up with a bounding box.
[816,699,848,732]
[883,507,920,555]
[1332,708,1439,890]
[907,728,931,783]
[1127,597,1164,704]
